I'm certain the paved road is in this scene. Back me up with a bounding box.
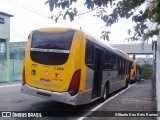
[0,80,156,120]
[84,80,156,120]
[0,82,102,120]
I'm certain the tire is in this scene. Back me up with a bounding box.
[100,84,108,102]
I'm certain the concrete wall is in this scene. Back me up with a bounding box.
[0,40,25,82]
[10,59,23,81]
[0,12,12,82]
[0,14,11,39]
[9,42,26,81]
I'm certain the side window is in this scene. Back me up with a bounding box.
[113,54,118,70]
[120,58,123,74]
[118,57,124,75]
[104,51,113,70]
[123,59,125,74]
[125,61,129,74]
[117,56,120,74]
[85,40,94,69]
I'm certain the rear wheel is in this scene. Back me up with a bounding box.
[100,84,108,102]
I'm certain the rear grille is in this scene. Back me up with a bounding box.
[30,51,69,65]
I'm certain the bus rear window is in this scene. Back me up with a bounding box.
[31,30,75,50]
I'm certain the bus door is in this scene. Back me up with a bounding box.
[92,48,104,98]
[117,57,124,90]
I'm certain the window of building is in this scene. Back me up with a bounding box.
[0,40,6,58]
[0,17,5,24]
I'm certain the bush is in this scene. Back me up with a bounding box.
[141,64,153,80]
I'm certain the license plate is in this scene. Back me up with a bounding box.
[40,78,51,86]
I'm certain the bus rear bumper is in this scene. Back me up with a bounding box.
[21,84,82,105]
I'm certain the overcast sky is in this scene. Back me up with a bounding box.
[0,0,146,44]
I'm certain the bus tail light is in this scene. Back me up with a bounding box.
[132,71,135,77]
[22,66,26,85]
[68,69,81,96]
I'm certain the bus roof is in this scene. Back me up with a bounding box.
[36,27,131,61]
[114,48,132,61]
[82,30,131,61]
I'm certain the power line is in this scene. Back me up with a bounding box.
[8,0,99,25]
[14,0,49,17]
[77,4,88,12]
[8,0,48,18]
[6,0,71,27]
[6,0,102,31]
[1,0,106,41]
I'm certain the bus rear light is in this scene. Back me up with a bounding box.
[132,71,135,77]
[22,66,26,85]
[68,69,81,96]
[70,100,76,102]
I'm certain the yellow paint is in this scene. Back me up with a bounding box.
[123,75,129,86]
[24,28,87,93]
[130,60,136,78]
[83,88,92,93]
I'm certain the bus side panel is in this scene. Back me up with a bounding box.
[64,31,87,105]
[83,67,94,103]
[71,31,86,92]
[123,75,129,87]
[102,71,117,94]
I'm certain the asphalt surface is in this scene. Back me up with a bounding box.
[84,80,157,120]
[0,80,157,120]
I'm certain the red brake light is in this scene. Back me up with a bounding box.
[22,66,26,85]
[68,70,81,96]
[132,71,135,77]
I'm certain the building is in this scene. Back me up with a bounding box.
[0,11,13,82]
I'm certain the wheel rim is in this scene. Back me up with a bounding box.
[103,87,107,99]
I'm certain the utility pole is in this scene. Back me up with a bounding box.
[156,30,160,120]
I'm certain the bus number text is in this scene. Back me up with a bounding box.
[54,67,64,71]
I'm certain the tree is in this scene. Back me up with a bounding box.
[44,0,160,42]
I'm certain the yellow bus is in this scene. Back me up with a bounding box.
[114,48,132,82]
[21,27,131,105]
[130,60,141,82]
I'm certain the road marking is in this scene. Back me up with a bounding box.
[77,83,136,120]
[0,84,21,88]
